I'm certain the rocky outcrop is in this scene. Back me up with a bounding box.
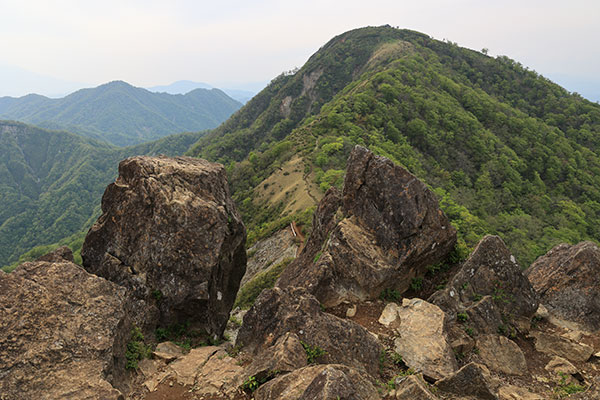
[278,146,456,306]
[382,299,457,381]
[429,235,538,333]
[236,286,383,374]
[0,250,132,399]
[243,228,298,286]
[254,364,378,400]
[82,156,246,337]
[526,241,600,330]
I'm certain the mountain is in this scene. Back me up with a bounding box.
[0,64,86,98]
[187,25,600,268]
[0,81,242,146]
[0,120,206,268]
[148,80,257,104]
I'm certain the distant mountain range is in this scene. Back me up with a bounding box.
[0,81,242,146]
[147,80,258,104]
[0,120,206,268]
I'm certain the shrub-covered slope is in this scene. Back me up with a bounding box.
[0,81,241,146]
[188,25,600,267]
[0,121,205,268]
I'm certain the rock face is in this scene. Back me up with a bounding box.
[254,364,379,400]
[278,146,456,306]
[243,228,298,286]
[82,156,246,336]
[430,235,538,333]
[526,241,600,330]
[236,286,382,374]
[392,298,458,381]
[0,250,132,399]
[435,363,499,400]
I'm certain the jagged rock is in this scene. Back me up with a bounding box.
[236,286,382,374]
[0,253,132,399]
[278,146,456,307]
[152,342,185,363]
[435,363,499,400]
[526,241,600,330]
[393,298,458,381]
[476,335,527,375]
[379,302,403,329]
[35,245,74,263]
[192,349,245,397]
[395,374,439,399]
[254,364,378,400]
[544,356,578,375]
[498,385,544,400]
[243,228,298,285]
[430,235,538,333]
[82,155,246,337]
[530,331,594,362]
[168,346,219,386]
[246,332,308,380]
[448,324,475,355]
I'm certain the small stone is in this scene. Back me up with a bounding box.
[545,356,578,375]
[346,304,357,318]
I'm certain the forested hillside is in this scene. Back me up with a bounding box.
[188,26,600,267]
[0,81,241,146]
[0,121,205,268]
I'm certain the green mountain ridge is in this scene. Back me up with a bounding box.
[0,120,206,268]
[0,81,242,146]
[188,25,600,267]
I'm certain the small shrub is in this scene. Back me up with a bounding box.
[391,352,403,366]
[301,341,327,364]
[379,288,401,302]
[151,289,163,302]
[313,251,323,263]
[242,375,259,392]
[126,326,152,370]
[464,326,474,337]
[457,313,469,323]
[410,277,423,291]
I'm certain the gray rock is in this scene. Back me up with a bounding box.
[435,362,499,399]
[82,155,246,337]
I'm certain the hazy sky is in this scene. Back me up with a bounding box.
[0,0,599,100]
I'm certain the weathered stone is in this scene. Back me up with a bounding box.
[152,341,185,363]
[393,298,458,381]
[498,385,544,400]
[448,324,475,355]
[246,332,308,381]
[395,374,439,399]
[168,346,219,386]
[193,349,245,397]
[243,228,298,285]
[379,302,402,328]
[544,356,578,375]
[254,364,378,400]
[35,245,74,263]
[82,155,246,337]
[430,235,538,332]
[476,335,527,375]
[236,286,382,375]
[464,295,504,335]
[526,241,600,330]
[435,363,498,400]
[0,255,132,399]
[278,146,456,307]
[530,331,594,362]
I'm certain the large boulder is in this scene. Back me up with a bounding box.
[278,146,456,306]
[236,286,383,375]
[429,235,538,333]
[82,155,246,337]
[0,249,132,399]
[526,241,600,330]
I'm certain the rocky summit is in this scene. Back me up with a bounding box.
[278,145,456,307]
[0,248,132,400]
[82,155,246,336]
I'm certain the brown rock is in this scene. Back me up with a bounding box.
[395,374,439,399]
[254,364,378,400]
[82,155,246,337]
[0,257,132,399]
[278,146,456,307]
[193,349,245,397]
[526,241,600,330]
[430,235,538,332]
[243,228,298,285]
[236,286,382,375]
[498,385,544,400]
[168,346,219,386]
[435,362,499,400]
[393,298,458,381]
[544,356,578,375]
[152,341,185,363]
[530,331,594,362]
[448,324,475,355]
[246,332,308,380]
[476,335,527,375]
[35,246,74,263]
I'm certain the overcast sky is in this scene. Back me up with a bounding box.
[0,0,598,100]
